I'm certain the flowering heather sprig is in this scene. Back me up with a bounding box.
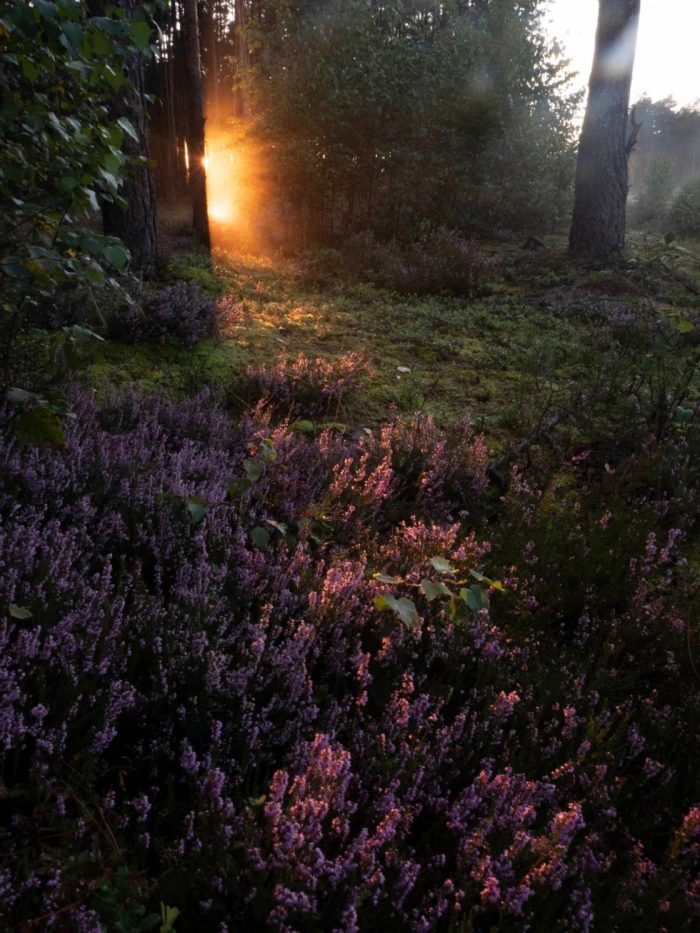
[242,351,372,417]
[115,281,216,347]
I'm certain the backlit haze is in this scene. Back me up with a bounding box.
[546,0,700,107]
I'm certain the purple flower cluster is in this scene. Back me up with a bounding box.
[242,351,372,417]
[115,281,216,347]
[1,385,699,931]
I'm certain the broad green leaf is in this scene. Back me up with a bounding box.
[461,584,490,613]
[243,459,263,482]
[103,245,129,271]
[227,476,251,497]
[259,439,277,461]
[21,57,40,82]
[33,1,58,21]
[420,579,452,601]
[676,406,694,423]
[265,519,288,534]
[250,527,269,548]
[291,420,315,434]
[63,325,104,342]
[430,557,454,574]
[117,117,139,141]
[130,19,151,50]
[374,593,419,629]
[9,604,33,620]
[187,497,207,524]
[373,573,404,584]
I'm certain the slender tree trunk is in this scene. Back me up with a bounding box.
[234,0,249,118]
[182,0,211,248]
[89,0,158,275]
[202,0,219,127]
[569,0,641,260]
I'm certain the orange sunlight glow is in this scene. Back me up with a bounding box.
[203,130,253,247]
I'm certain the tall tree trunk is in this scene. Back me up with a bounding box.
[569,0,641,261]
[182,0,211,248]
[202,0,220,128]
[89,0,158,275]
[234,0,249,118]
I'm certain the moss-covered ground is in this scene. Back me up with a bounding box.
[81,228,700,466]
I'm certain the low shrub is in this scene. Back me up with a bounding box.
[240,350,373,417]
[113,281,216,347]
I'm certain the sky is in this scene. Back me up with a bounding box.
[545,0,700,108]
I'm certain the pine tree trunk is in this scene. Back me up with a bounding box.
[89,0,158,275]
[182,0,211,248]
[569,0,641,261]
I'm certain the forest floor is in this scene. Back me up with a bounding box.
[86,221,700,457]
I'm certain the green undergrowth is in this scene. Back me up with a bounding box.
[79,233,700,458]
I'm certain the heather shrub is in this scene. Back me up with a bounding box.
[240,350,372,418]
[670,174,700,237]
[112,281,216,347]
[2,383,700,931]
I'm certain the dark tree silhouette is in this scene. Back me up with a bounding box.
[569,0,641,260]
[183,0,211,249]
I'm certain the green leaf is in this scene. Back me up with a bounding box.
[160,903,180,932]
[250,527,269,549]
[103,245,129,271]
[430,557,454,574]
[187,497,207,524]
[265,519,288,534]
[33,1,58,21]
[9,604,33,620]
[21,57,40,82]
[374,593,419,629]
[243,459,264,482]
[259,439,277,461]
[130,20,151,50]
[420,579,452,601]
[117,117,138,142]
[676,406,694,423]
[63,325,104,342]
[83,263,105,287]
[291,420,315,434]
[227,476,251,497]
[7,387,39,405]
[16,407,66,450]
[373,573,404,584]
[461,584,490,613]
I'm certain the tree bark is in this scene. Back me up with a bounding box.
[182,0,211,248]
[89,0,158,276]
[569,0,641,261]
